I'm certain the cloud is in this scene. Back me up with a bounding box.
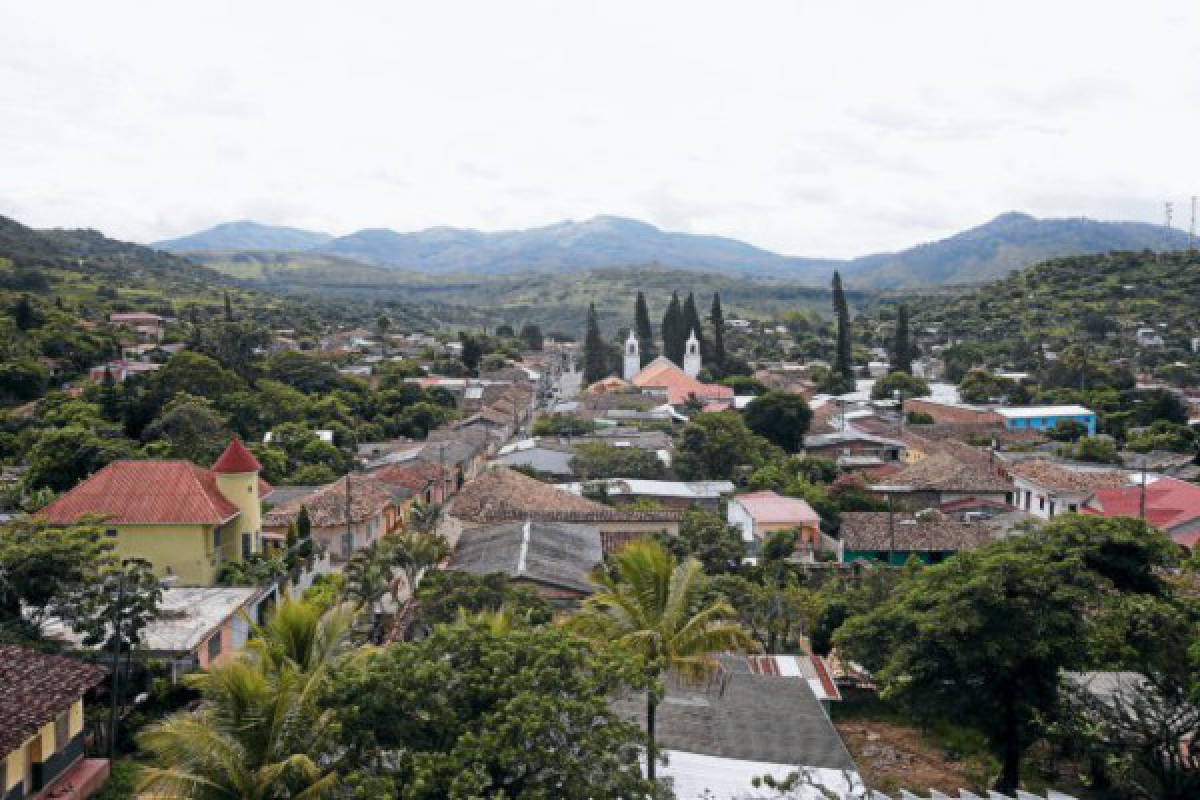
[1,0,1198,258]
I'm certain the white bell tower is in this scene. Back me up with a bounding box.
[683,329,701,378]
[623,330,640,381]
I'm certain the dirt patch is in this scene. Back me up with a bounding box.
[835,720,988,795]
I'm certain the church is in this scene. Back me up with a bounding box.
[609,327,733,408]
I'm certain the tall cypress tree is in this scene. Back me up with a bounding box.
[891,304,913,374]
[681,292,706,363]
[832,272,853,382]
[662,292,683,366]
[223,291,234,322]
[710,292,726,369]
[634,291,656,366]
[583,303,609,383]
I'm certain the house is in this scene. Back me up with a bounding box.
[872,445,1014,510]
[612,654,862,800]
[45,586,276,681]
[263,474,402,560]
[1136,327,1165,347]
[38,439,269,586]
[628,356,733,407]
[492,439,576,478]
[444,467,682,550]
[839,509,997,565]
[555,479,734,511]
[804,430,905,469]
[371,461,454,507]
[1008,459,1128,520]
[1084,475,1200,549]
[448,520,603,605]
[264,429,333,445]
[1,646,109,800]
[727,491,829,560]
[995,405,1097,436]
[87,360,162,383]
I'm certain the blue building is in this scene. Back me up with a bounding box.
[995,405,1097,436]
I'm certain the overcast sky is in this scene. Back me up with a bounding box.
[2,1,1198,257]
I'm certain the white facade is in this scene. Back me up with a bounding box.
[1012,475,1088,520]
[623,330,640,381]
[683,329,701,378]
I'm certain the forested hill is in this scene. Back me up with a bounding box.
[897,249,1200,379]
[0,214,241,292]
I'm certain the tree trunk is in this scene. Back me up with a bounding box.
[995,702,1021,794]
[646,692,657,783]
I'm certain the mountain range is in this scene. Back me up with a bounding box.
[152,212,1191,287]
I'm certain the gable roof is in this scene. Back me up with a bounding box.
[631,356,733,405]
[211,437,262,474]
[732,490,820,524]
[39,460,245,525]
[263,474,396,529]
[447,467,682,524]
[876,448,1012,493]
[450,520,603,594]
[840,510,997,553]
[1085,475,1200,535]
[0,646,107,754]
[1008,459,1128,493]
[612,654,856,770]
[371,461,447,492]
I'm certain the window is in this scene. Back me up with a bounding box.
[241,533,252,560]
[1068,503,1078,513]
[104,528,118,538]
[207,633,222,662]
[55,710,70,748]
[213,527,223,550]
[1049,501,1056,518]
[1039,496,1045,511]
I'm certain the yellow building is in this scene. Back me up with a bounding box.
[38,439,270,586]
[1,645,109,800]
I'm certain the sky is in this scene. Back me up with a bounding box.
[2,0,1199,258]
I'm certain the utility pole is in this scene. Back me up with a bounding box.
[1139,457,1147,521]
[887,492,895,565]
[108,566,125,759]
[1190,196,1197,252]
[1165,201,1175,256]
[345,471,352,554]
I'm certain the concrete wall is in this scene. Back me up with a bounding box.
[108,523,217,586]
[906,399,1002,426]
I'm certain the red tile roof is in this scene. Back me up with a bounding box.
[39,460,243,525]
[1085,476,1200,541]
[0,646,107,754]
[371,461,447,492]
[732,490,820,524]
[211,437,262,474]
[631,357,733,405]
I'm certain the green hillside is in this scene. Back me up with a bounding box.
[890,249,1200,383]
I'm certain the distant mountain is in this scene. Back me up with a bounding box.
[840,212,1192,287]
[158,212,1192,287]
[315,216,836,277]
[154,220,332,252]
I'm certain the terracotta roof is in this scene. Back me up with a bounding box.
[0,646,107,754]
[731,490,820,524]
[447,467,682,524]
[630,357,733,405]
[840,510,997,553]
[371,461,447,492]
[39,460,245,525]
[876,449,1012,493]
[1008,459,1128,493]
[263,474,395,529]
[1085,476,1200,536]
[211,438,262,474]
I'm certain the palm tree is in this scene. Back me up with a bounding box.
[407,499,443,534]
[566,539,756,782]
[245,597,353,683]
[137,661,337,799]
[388,530,450,600]
[341,542,394,643]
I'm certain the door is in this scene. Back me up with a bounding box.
[26,733,42,792]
